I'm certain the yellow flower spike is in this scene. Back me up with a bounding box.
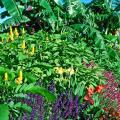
[4,72,8,81]
[10,34,14,41]
[19,70,23,81]
[31,45,35,55]
[16,70,23,85]
[22,28,25,35]
[10,26,12,32]
[14,28,19,37]
[21,40,26,49]
[9,30,14,41]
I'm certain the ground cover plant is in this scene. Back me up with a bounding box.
[0,0,120,120]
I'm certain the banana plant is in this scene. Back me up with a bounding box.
[0,0,57,31]
[0,0,30,30]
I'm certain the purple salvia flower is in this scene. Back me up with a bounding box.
[22,113,28,120]
[48,80,55,93]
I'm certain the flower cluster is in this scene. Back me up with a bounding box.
[48,80,55,93]
[21,94,44,120]
[54,67,75,75]
[103,71,120,111]
[50,90,91,120]
[84,85,104,105]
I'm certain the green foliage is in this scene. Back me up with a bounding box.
[0,104,9,120]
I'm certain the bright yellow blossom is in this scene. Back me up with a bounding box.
[55,67,64,75]
[67,68,75,75]
[16,77,23,84]
[4,72,8,81]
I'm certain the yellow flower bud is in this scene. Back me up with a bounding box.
[10,26,12,32]
[21,41,26,49]
[19,70,23,81]
[31,45,35,55]
[14,28,19,37]
[4,72,8,81]
[22,28,25,34]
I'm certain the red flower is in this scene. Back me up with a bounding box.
[95,85,104,93]
[87,87,94,96]
[84,95,94,104]
[103,107,108,111]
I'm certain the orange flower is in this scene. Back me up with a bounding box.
[87,87,94,96]
[84,95,94,104]
[95,85,104,93]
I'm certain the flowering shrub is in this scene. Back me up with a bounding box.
[104,71,120,110]
[0,27,120,120]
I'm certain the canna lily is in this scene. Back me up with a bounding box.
[67,68,75,75]
[4,72,8,81]
[55,67,64,75]
[95,85,104,93]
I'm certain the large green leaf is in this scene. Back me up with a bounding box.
[0,104,9,120]
[25,86,56,102]
[1,0,22,18]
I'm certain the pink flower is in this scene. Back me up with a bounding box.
[26,6,33,11]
